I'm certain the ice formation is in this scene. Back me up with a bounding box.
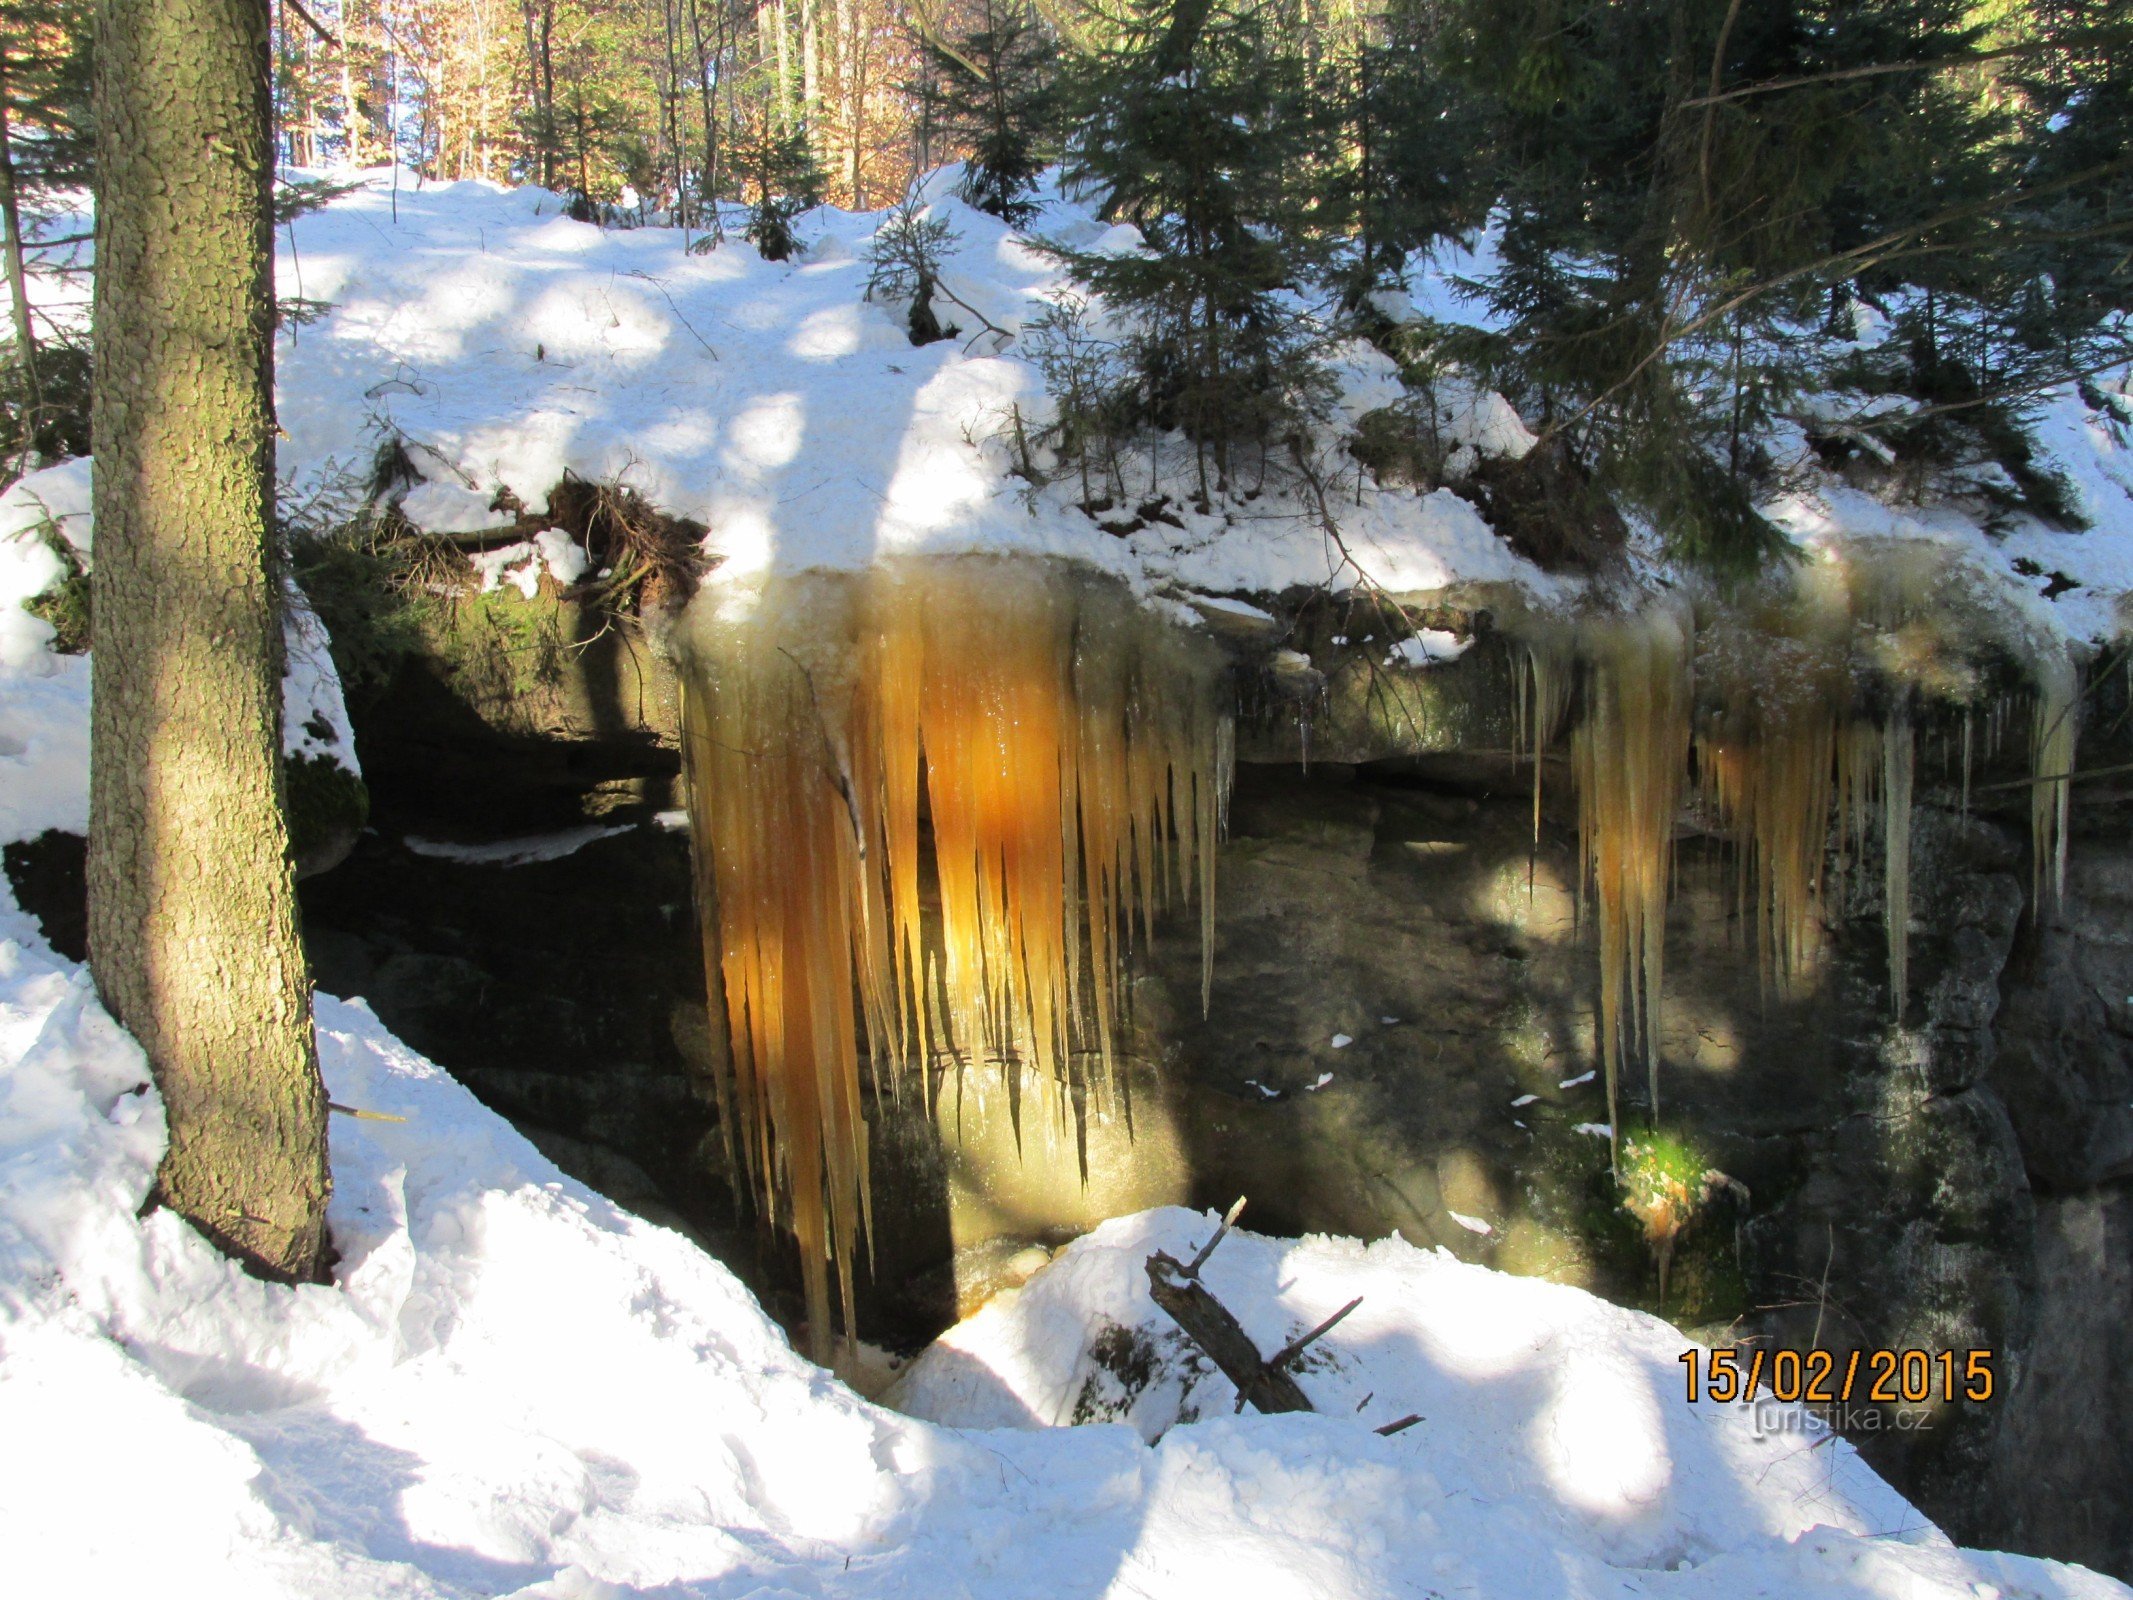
[1506,550,2085,1157]
[677,557,1231,1356]
[1570,608,1692,1150]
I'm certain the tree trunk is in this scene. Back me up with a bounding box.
[0,46,45,448]
[773,0,793,132]
[338,0,363,165]
[685,0,721,233]
[88,0,331,1284]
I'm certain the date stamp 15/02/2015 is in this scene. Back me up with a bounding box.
[1679,1347,1996,1407]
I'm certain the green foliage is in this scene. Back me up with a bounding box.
[2008,0,2133,323]
[0,0,93,195]
[865,194,961,345]
[1404,0,2133,575]
[1319,3,1490,305]
[286,500,444,711]
[273,173,365,225]
[1025,293,1134,503]
[2,337,88,462]
[733,119,824,261]
[1047,0,1331,493]
[23,522,88,653]
[917,0,1057,225]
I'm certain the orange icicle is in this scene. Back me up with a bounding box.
[678,559,1230,1360]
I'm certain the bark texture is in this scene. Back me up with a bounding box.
[88,0,330,1281]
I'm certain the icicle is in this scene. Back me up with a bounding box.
[1693,676,1841,997]
[1520,640,1574,857]
[677,558,1230,1358]
[2031,654,2079,907]
[1959,709,1973,823]
[1569,607,1691,1167]
[1883,708,1913,1020]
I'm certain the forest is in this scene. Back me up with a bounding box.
[3,0,2129,577]
[3,0,2133,1594]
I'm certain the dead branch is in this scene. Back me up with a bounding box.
[1184,1194,1248,1276]
[1145,1250,1315,1415]
[1268,1297,1362,1372]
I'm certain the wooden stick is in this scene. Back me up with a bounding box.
[1269,1296,1363,1372]
[1183,1195,1248,1279]
[1144,1250,1314,1416]
[327,1101,409,1123]
[1375,1413,1424,1437]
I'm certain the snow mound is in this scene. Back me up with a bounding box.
[0,462,94,840]
[895,1210,1921,1569]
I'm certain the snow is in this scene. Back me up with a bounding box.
[284,583,360,772]
[1188,593,1275,621]
[468,530,593,599]
[7,916,2126,1600]
[1387,627,1470,666]
[401,825,633,866]
[399,478,504,534]
[1561,1070,1596,1089]
[252,170,1575,612]
[0,459,361,788]
[0,464,93,841]
[0,679,2125,1598]
[889,1212,2121,1594]
[2,170,2132,1599]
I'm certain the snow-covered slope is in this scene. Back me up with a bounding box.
[267,169,1564,605]
[259,168,2133,650]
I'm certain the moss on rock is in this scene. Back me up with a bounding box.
[285,753,369,878]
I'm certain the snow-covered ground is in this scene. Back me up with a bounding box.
[3,897,2130,1596]
[257,168,2131,653]
[264,167,1559,607]
[4,169,2133,1596]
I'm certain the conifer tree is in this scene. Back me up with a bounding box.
[1321,1,1487,311]
[1420,0,2128,573]
[917,0,1054,225]
[734,114,824,259]
[0,0,91,464]
[866,191,960,343]
[90,0,332,1284]
[1048,0,1325,499]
